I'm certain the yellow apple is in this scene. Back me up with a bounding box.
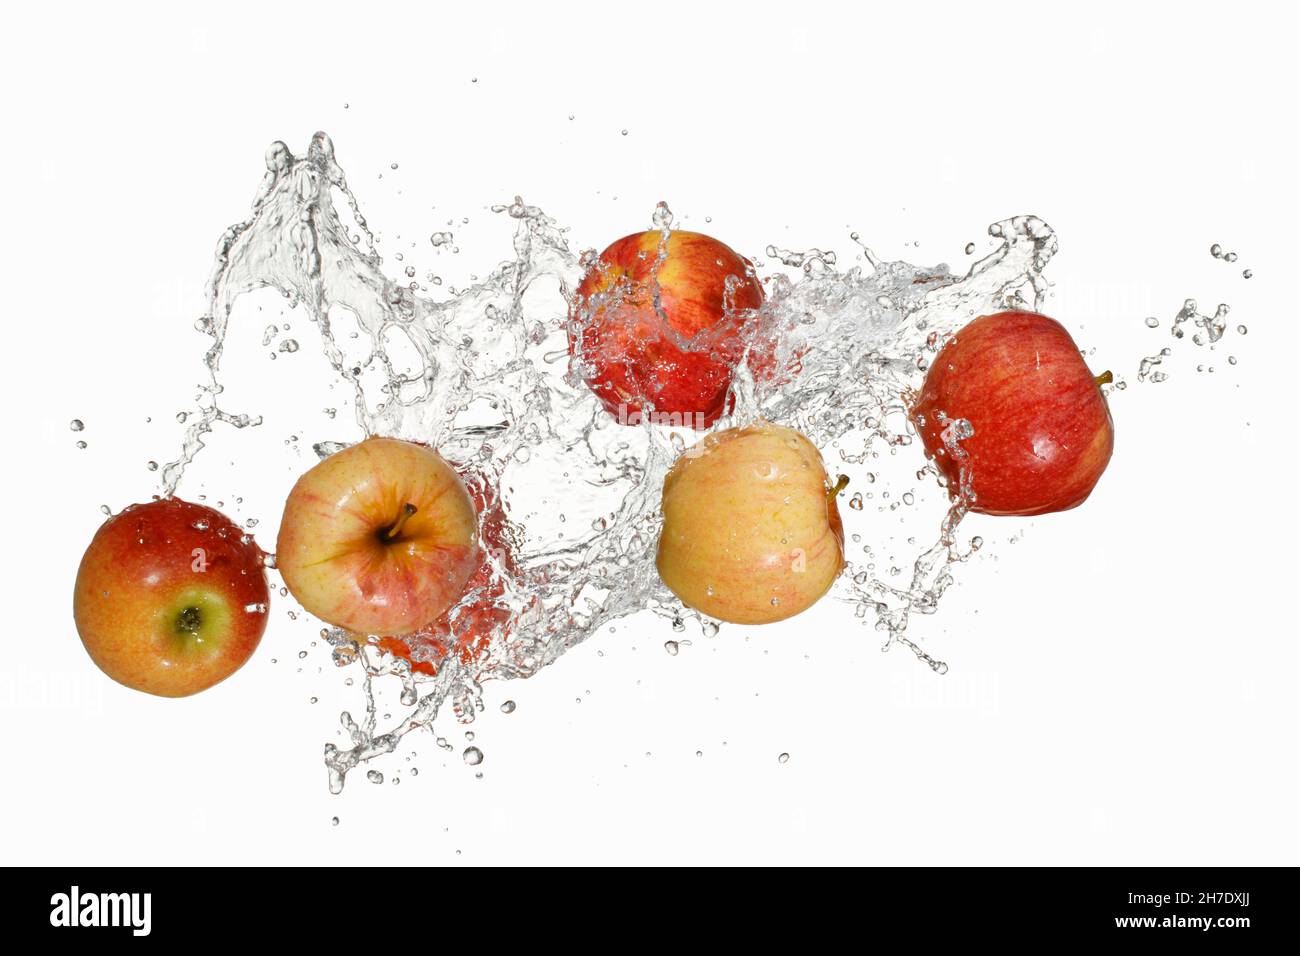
[656,421,846,625]
[276,437,479,635]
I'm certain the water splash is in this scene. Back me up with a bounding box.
[164,133,1074,790]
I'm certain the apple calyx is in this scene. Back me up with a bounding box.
[1094,370,1114,387]
[827,474,850,501]
[175,605,203,636]
[381,502,418,542]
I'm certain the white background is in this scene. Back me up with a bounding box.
[2,0,1297,865]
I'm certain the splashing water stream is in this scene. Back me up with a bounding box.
[152,132,1214,790]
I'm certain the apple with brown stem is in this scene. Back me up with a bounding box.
[910,310,1114,517]
[656,420,846,625]
[276,437,480,635]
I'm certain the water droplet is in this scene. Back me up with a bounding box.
[69,419,84,432]
[1145,316,1159,328]
[463,746,484,766]
[500,700,516,714]
[664,640,679,656]
[778,753,790,764]
[366,770,384,784]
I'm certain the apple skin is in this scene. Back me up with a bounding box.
[277,437,479,636]
[656,421,846,625]
[568,230,764,428]
[374,557,509,677]
[73,498,270,697]
[911,310,1114,517]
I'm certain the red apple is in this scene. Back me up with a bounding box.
[73,498,270,697]
[568,229,764,428]
[911,310,1114,517]
[277,437,479,635]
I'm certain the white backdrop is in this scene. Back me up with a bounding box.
[2,0,1296,865]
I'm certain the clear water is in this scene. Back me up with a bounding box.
[153,132,1238,790]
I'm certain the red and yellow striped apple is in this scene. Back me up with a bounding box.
[911,310,1114,516]
[73,498,270,697]
[568,230,764,429]
[276,437,479,635]
[656,421,846,625]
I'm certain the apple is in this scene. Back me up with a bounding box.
[277,437,480,635]
[73,498,270,697]
[568,229,764,429]
[910,310,1114,517]
[656,420,846,625]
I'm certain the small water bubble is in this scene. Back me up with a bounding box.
[664,640,680,656]
[620,128,628,136]
[331,816,340,826]
[76,440,87,450]
[279,339,299,353]
[500,700,516,714]
[1237,324,1248,335]
[778,753,790,764]
[1242,269,1253,279]
[1145,316,1159,328]
[463,746,484,766]
[1210,243,1223,258]
[964,242,975,255]
[69,419,84,432]
[366,770,384,784]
